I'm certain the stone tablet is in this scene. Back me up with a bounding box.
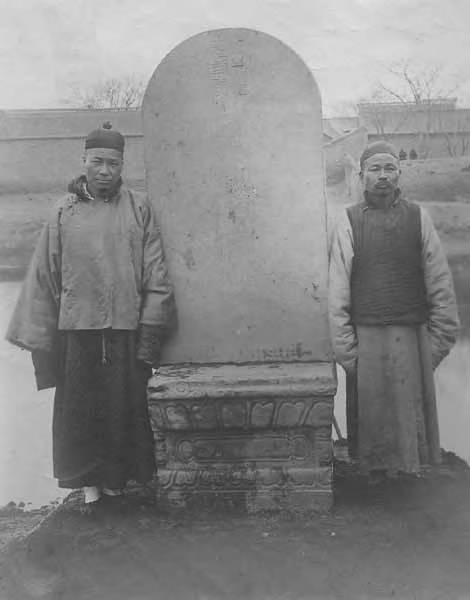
[143,28,331,365]
[144,29,336,512]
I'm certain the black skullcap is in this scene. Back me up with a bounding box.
[360,140,399,171]
[85,122,125,153]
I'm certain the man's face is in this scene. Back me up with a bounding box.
[361,153,400,196]
[84,148,123,194]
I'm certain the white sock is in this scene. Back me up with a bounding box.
[83,486,101,504]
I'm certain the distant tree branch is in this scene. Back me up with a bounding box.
[68,76,145,110]
[359,61,467,157]
[374,61,458,106]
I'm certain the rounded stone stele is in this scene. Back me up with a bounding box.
[143,28,331,365]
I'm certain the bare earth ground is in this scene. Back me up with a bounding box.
[1,455,470,600]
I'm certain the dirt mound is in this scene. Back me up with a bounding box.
[2,458,470,600]
[441,449,470,471]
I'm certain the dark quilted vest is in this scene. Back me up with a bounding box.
[347,199,428,326]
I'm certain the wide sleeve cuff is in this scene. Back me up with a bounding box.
[31,350,58,391]
[136,324,163,368]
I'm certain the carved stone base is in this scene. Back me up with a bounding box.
[148,362,336,513]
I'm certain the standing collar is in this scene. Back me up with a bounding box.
[362,189,401,211]
[67,174,123,203]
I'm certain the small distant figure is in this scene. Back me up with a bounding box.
[399,149,407,161]
[409,148,418,160]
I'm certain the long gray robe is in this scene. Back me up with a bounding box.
[329,205,459,473]
[6,182,176,488]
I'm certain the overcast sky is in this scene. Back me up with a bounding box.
[1,0,469,115]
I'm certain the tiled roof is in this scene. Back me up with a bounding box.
[0,108,363,141]
[358,103,470,135]
[0,108,142,139]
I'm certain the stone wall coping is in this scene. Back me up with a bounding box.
[148,361,336,400]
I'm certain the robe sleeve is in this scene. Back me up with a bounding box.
[420,207,460,369]
[137,199,176,366]
[6,206,62,353]
[328,210,358,373]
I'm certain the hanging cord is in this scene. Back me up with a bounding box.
[101,330,109,365]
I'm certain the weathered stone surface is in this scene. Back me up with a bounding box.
[166,431,316,464]
[143,28,330,366]
[148,363,334,511]
[155,426,332,465]
[148,365,335,433]
[251,401,275,427]
[156,465,333,512]
[148,362,336,401]
[143,28,336,512]
[221,401,246,428]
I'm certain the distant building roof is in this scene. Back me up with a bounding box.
[0,108,142,139]
[0,108,363,143]
[322,120,341,140]
[358,97,458,111]
[323,117,359,138]
[359,105,470,134]
[358,101,470,135]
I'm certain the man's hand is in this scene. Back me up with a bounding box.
[31,349,58,390]
[342,357,358,377]
[136,324,162,368]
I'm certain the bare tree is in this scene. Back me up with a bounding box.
[358,89,413,142]
[439,110,470,158]
[376,62,456,105]
[69,76,145,110]
[359,61,463,157]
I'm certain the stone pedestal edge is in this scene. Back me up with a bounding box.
[148,361,337,513]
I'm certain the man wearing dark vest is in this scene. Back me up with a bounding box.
[329,141,459,479]
[6,124,176,512]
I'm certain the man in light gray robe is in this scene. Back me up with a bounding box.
[7,124,176,510]
[329,141,459,478]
